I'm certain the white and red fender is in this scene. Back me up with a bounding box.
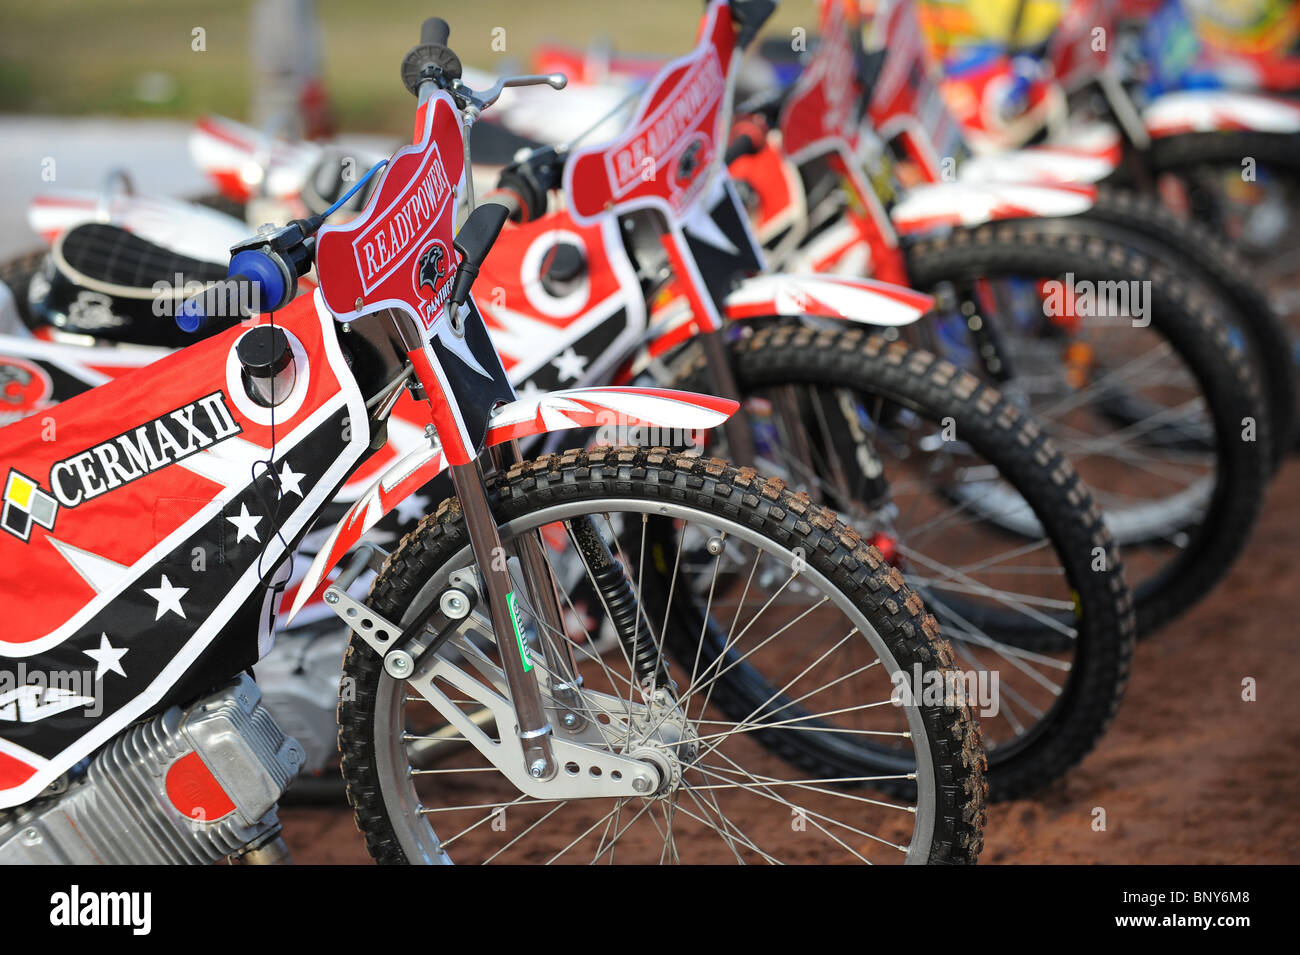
[190,114,332,206]
[722,273,932,325]
[1142,89,1300,138]
[287,386,737,621]
[958,122,1123,186]
[889,180,1098,235]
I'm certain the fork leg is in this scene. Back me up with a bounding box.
[490,441,586,730]
[447,458,556,779]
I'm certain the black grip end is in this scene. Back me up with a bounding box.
[421,17,450,46]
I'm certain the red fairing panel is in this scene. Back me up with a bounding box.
[563,2,737,225]
[864,0,967,176]
[779,0,866,161]
[473,210,648,395]
[0,290,369,807]
[288,386,737,621]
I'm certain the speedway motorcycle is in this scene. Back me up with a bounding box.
[0,9,987,865]
[2,1,1136,802]
[461,0,1133,801]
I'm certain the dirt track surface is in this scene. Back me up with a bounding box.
[278,460,1300,865]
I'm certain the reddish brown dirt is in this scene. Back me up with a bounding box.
[278,460,1300,864]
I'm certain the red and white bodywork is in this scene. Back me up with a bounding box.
[27,191,245,263]
[1142,89,1300,137]
[289,385,737,620]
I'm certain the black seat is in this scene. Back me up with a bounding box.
[59,222,227,291]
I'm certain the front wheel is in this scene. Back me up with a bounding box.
[338,448,986,864]
[672,325,1134,800]
[903,220,1272,636]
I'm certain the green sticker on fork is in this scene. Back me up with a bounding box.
[506,591,533,672]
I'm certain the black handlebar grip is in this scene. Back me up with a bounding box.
[402,17,462,95]
[420,17,450,46]
[483,188,526,224]
[724,134,758,165]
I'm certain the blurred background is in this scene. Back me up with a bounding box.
[0,0,805,257]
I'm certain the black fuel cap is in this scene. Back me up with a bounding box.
[543,243,586,285]
[237,326,295,407]
[237,326,293,378]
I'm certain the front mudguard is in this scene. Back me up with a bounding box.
[286,386,737,621]
[721,273,933,326]
[889,180,1098,236]
[1143,90,1300,138]
[958,123,1124,186]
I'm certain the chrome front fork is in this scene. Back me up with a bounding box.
[447,455,558,780]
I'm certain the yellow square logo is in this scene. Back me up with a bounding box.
[5,473,34,508]
[2,470,58,541]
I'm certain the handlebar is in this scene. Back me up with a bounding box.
[176,273,262,333]
[180,17,566,330]
[724,117,769,165]
[402,17,566,113]
[402,18,463,95]
[491,145,566,224]
[175,218,319,331]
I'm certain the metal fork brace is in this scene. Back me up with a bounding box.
[404,653,658,799]
[322,568,478,681]
[323,576,661,798]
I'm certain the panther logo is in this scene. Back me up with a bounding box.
[0,362,33,406]
[417,241,448,296]
[671,132,713,197]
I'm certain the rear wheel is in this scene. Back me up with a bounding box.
[338,448,986,864]
[1145,131,1300,440]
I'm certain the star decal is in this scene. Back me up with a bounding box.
[276,461,305,498]
[47,537,129,595]
[83,633,128,680]
[551,348,588,384]
[226,502,262,543]
[393,492,429,526]
[144,574,188,621]
[514,379,546,405]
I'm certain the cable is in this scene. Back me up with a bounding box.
[322,159,389,219]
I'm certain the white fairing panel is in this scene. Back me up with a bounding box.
[960,123,1122,185]
[28,192,246,263]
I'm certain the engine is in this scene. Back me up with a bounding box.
[0,674,303,864]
